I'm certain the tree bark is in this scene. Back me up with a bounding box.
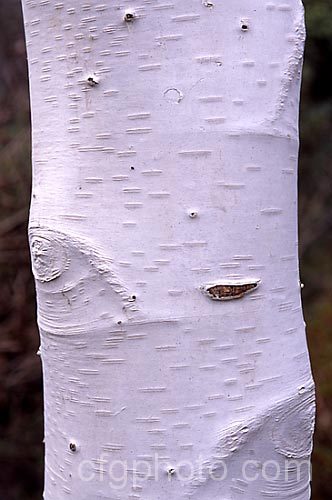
[21,0,315,498]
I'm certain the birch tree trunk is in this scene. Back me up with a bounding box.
[21,0,315,498]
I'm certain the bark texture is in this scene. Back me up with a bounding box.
[21,0,315,498]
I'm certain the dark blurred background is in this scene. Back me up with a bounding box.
[0,0,331,498]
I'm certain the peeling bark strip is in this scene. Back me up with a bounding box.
[201,280,260,301]
[21,0,315,499]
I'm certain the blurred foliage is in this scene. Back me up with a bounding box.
[300,6,332,495]
[0,0,331,499]
[300,0,332,288]
[0,2,43,499]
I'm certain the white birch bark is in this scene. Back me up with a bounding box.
[21,0,315,498]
